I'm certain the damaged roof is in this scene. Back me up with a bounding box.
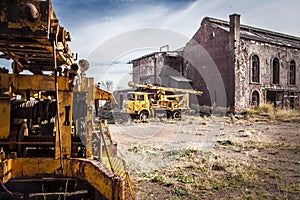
[205,17,300,49]
[129,50,183,63]
[169,75,192,82]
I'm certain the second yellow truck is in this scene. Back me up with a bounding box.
[123,82,203,122]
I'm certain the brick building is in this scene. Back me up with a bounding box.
[130,14,300,112]
[184,14,300,112]
[130,51,193,89]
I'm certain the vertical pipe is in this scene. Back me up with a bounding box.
[154,56,157,85]
[138,60,140,83]
[99,120,114,173]
[98,131,102,162]
[53,40,64,172]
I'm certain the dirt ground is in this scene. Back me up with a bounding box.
[109,115,300,200]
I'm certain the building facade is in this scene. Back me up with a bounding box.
[184,14,300,111]
[130,51,193,89]
[131,14,300,112]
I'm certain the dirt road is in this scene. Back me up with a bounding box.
[110,116,300,199]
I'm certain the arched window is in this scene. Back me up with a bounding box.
[290,60,296,85]
[251,55,260,83]
[273,58,280,84]
[252,91,260,107]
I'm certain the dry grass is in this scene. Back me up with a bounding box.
[247,103,275,116]
[247,103,300,122]
[133,144,300,199]
[134,149,262,199]
[115,113,300,199]
[275,109,300,122]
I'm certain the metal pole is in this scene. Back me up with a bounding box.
[53,40,64,172]
[99,120,114,173]
[99,131,102,162]
[154,56,157,85]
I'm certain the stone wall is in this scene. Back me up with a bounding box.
[236,39,300,110]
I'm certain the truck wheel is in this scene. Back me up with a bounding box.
[173,110,181,119]
[139,111,149,122]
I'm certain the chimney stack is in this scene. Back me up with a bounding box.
[229,14,240,51]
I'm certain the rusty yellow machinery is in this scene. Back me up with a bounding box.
[94,84,116,117]
[94,85,116,105]
[123,81,203,121]
[0,1,133,199]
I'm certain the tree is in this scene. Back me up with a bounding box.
[100,80,113,90]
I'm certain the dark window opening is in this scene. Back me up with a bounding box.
[127,93,135,100]
[137,95,144,101]
[267,91,276,107]
[273,58,280,84]
[267,91,283,108]
[290,60,296,85]
[251,55,260,83]
[290,92,295,109]
[251,91,259,107]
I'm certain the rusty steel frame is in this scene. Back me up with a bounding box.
[0,0,128,199]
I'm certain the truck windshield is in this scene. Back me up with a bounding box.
[127,93,135,100]
[137,95,144,101]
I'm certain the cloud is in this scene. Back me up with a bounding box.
[64,4,182,57]
[85,28,190,87]
[50,0,300,88]
[57,0,300,60]
[52,0,196,27]
[162,0,300,37]
[1,0,298,87]
[0,59,12,72]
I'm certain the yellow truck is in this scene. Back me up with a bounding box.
[123,82,203,121]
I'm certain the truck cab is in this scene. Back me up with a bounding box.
[122,92,154,121]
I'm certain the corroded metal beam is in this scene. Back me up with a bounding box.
[0,0,74,73]
[0,158,126,199]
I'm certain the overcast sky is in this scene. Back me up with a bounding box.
[52,0,300,89]
[52,0,300,54]
[2,0,299,89]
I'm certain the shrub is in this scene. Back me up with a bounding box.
[247,102,300,122]
[255,103,275,115]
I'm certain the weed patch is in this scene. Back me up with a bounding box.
[217,140,234,146]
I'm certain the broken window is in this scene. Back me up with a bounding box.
[290,60,296,85]
[251,91,259,107]
[251,55,260,83]
[127,93,135,100]
[272,58,280,84]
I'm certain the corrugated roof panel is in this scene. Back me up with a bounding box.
[206,17,300,49]
[169,75,192,82]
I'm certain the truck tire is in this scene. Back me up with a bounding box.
[173,110,181,119]
[139,110,149,122]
